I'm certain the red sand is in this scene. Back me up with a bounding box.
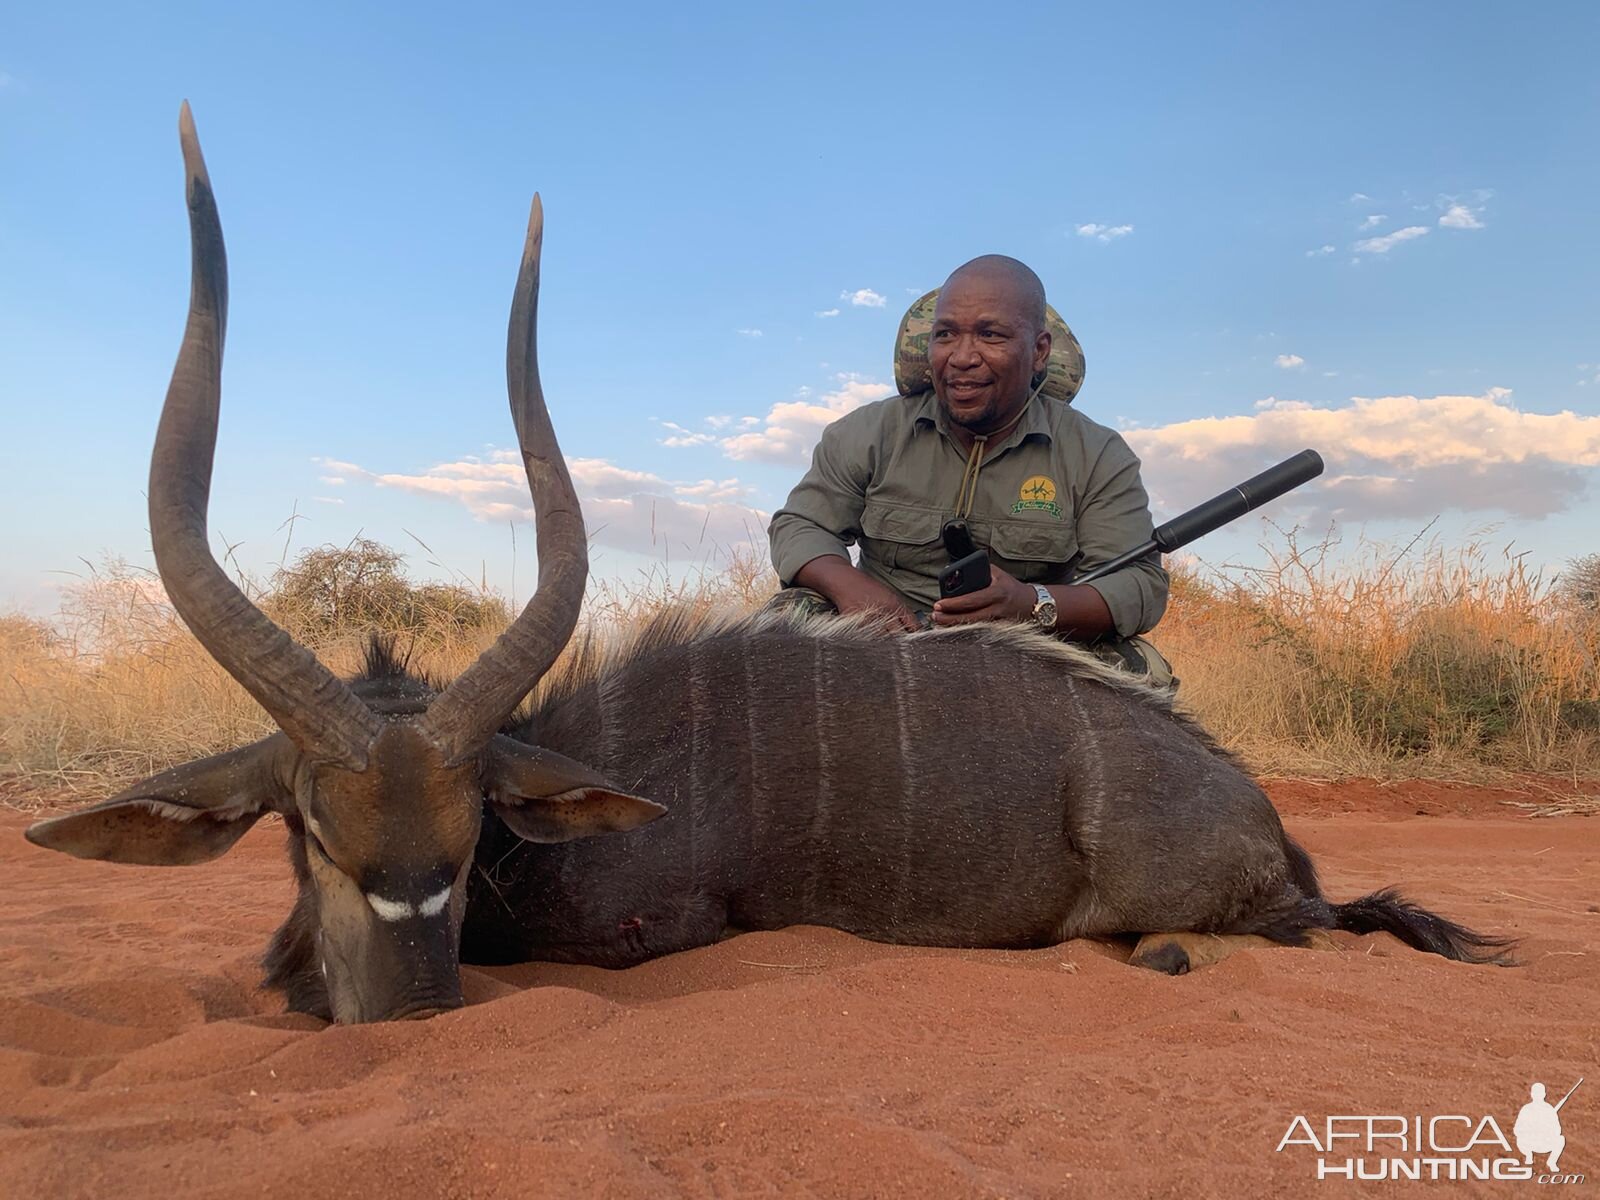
[1,781,1594,1198]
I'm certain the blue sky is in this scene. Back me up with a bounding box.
[4,2,1598,613]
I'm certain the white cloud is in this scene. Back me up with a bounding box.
[736,328,763,338]
[313,496,345,505]
[1275,354,1306,369]
[1123,388,1600,524]
[841,289,886,309]
[1439,204,1485,230]
[1353,225,1430,254]
[673,477,756,502]
[1348,193,1372,203]
[315,451,769,558]
[658,417,735,448]
[1305,245,1336,258]
[718,374,889,464]
[1359,214,1387,230]
[659,425,718,448]
[815,308,840,318]
[1075,223,1134,242]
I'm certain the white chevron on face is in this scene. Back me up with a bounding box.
[365,892,413,922]
[418,884,453,919]
[365,883,454,922]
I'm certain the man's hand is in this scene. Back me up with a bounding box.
[930,564,1036,626]
[793,554,921,633]
[932,566,1118,639]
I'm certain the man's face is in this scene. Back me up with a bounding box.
[929,271,1051,435]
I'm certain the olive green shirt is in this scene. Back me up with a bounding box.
[768,390,1168,637]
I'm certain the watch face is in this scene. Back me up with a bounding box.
[1034,587,1056,627]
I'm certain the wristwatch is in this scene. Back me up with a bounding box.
[1030,584,1057,630]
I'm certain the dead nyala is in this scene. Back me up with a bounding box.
[25,108,1512,1025]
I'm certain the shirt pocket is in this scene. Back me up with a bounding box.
[986,519,1081,585]
[860,500,947,575]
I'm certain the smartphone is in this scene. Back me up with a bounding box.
[939,549,992,598]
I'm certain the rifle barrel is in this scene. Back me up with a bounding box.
[1073,449,1324,585]
[1554,1077,1583,1112]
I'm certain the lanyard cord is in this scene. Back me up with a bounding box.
[949,376,1048,521]
[953,433,988,520]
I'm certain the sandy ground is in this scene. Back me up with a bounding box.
[0,781,1594,1198]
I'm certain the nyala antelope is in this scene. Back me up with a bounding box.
[26,107,1511,1024]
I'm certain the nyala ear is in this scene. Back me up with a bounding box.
[485,735,666,844]
[25,735,297,866]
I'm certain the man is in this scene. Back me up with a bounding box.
[767,254,1170,680]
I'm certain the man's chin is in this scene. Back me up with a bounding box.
[940,396,997,430]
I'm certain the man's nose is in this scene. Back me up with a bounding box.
[947,336,982,367]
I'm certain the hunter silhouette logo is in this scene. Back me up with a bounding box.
[1516,1079,1581,1173]
[1012,475,1062,518]
[1275,1076,1585,1183]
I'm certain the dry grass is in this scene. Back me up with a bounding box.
[3,530,1597,810]
[1162,526,1600,781]
[0,545,778,808]
[0,554,506,807]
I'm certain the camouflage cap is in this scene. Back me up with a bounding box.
[893,288,1086,405]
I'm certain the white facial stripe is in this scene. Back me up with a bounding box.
[364,885,453,922]
[365,893,414,922]
[418,885,452,919]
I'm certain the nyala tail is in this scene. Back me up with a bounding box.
[1333,887,1516,966]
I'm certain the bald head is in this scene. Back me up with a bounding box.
[944,256,1046,334]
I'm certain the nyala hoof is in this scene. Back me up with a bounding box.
[1129,930,1342,974]
[1130,937,1192,975]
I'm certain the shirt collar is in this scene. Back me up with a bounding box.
[910,387,1054,449]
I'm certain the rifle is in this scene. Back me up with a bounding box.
[1554,1077,1583,1113]
[1074,448,1325,584]
[937,449,1325,597]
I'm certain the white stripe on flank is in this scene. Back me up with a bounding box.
[418,885,452,919]
[365,893,414,922]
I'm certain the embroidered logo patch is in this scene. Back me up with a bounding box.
[1011,475,1062,518]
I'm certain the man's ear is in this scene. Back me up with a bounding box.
[25,735,297,866]
[485,735,666,844]
[1032,327,1053,377]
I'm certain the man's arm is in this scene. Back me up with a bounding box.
[768,408,917,626]
[791,554,917,628]
[1073,435,1168,637]
[932,433,1166,638]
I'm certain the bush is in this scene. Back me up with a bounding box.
[1556,553,1600,615]
[264,539,509,646]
